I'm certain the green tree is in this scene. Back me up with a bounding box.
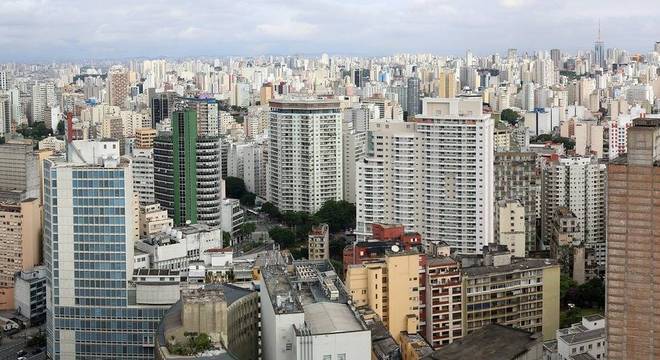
[240,192,256,207]
[261,202,281,219]
[225,176,247,199]
[57,120,65,135]
[560,274,578,304]
[268,227,296,248]
[222,231,231,248]
[500,108,521,125]
[240,222,256,239]
[315,200,356,232]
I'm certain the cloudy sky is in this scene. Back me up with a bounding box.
[0,0,658,61]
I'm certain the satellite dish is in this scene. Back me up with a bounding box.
[391,245,400,253]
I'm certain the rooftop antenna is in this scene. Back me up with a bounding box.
[598,18,601,41]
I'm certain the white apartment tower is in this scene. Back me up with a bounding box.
[541,156,607,264]
[356,97,494,254]
[268,99,343,213]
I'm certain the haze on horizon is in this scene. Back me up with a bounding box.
[1,0,658,62]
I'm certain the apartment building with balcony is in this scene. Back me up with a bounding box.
[267,99,343,213]
[541,155,606,264]
[356,97,494,254]
[460,246,560,341]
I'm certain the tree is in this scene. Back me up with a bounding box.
[560,274,578,304]
[240,222,256,239]
[222,231,231,248]
[268,227,296,248]
[261,202,281,219]
[225,176,247,199]
[240,192,256,207]
[315,200,356,232]
[500,108,521,125]
[57,120,65,135]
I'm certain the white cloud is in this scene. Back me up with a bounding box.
[0,0,658,60]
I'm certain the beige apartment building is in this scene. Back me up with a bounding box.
[462,254,560,341]
[345,251,420,343]
[139,203,174,238]
[496,200,526,258]
[0,198,41,310]
[135,127,157,149]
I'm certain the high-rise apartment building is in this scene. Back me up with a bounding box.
[0,198,41,310]
[44,141,175,359]
[494,152,538,253]
[356,97,494,254]
[267,99,343,213]
[0,70,7,90]
[541,156,606,264]
[0,140,41,201]
[154,110,222,226]
[607,118,660,359]
[437,70,457,98]
[131,148,155,205]
[107,66,130,108]
[31,81,55,124]
[342,120,366,204]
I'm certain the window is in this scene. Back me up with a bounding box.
[285,343,292,351]
[338,354,346,360]
[323,356,331,360]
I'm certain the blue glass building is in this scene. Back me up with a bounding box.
[44,142,172,359]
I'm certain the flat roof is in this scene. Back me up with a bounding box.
[302,302,363,334]
[559,328,605,344]
[462,258,556,277]
[429,324,541,360]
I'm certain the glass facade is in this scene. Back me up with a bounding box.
[45,161,167,359]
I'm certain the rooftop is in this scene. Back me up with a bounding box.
[559,327,605,345]
[301,302,363,334]
[261,260,350,314]
[133,269,179,277]
[462,258,556,277]
[428,324,541,360]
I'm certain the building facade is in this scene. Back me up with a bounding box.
[267,99,343,213]
[44,148,172,359]
[356,97,494,254]
[607,118,660,359]
[154,110,222,226]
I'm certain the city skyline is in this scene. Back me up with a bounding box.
[1,0,659,61]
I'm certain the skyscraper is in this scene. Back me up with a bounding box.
[594,22,606,69]
[154,110,222,226]
[44,140,174,359]
[356,97,494,254]
[406,76,421,117]
[267,99,343,213]
[607,118,660,359]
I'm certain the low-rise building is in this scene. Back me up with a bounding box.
[221,198,244,236]
[136,224,224,271]
[460,245,560,341]
[308,223,329,260]
[155,284,261,360]
[260,258,371,360]
[543,315,606,360]
[13,266,46,326]
[428,324,544,359]
[399,332,434,360]
[139,203,174,237]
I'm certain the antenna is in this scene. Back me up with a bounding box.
[598,18,601,41]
